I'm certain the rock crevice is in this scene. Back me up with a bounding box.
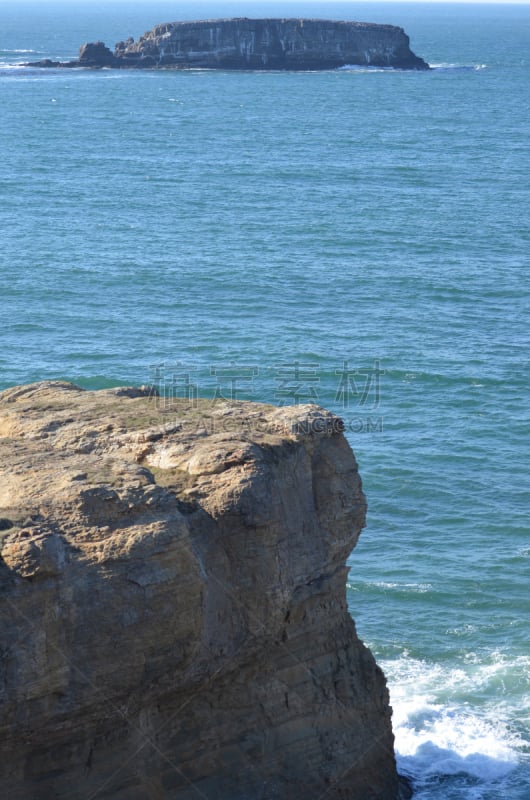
[0,381,400,799]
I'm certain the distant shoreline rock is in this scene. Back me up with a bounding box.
[25,17,430,71]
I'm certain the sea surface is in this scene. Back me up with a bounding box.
[1,2,529,798]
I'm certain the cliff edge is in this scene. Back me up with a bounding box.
[0,381,401,799]
[27,18,429,71]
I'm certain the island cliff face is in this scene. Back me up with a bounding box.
[112,18,428,70]
[28,18,429,71]
[0,381,401,799]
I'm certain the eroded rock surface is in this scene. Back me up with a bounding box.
[114,18,428,70]
[27,17,429,71]
[0,381,399,799]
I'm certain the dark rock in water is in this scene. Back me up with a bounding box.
[113,18,429,70]
[398,774,414,798]
[25,17,430,71]
[24,57,69,68]
[114,36,134,56]
[78,40,118,67]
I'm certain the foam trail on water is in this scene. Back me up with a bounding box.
[337,64,396,72]
[429,63,487,71]
[381,655,526,797]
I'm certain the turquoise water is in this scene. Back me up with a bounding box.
[1,2,529,797]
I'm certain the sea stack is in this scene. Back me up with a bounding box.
[0,381,402,799]
[28,18,430,70]
[112,18,429,70]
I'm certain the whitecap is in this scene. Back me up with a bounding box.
[430,63,487,72]
[396,710,518,782]
[381,655,524,790]
[371,580,433,593]
[0,49,38,54]
[338,64,395,73]
[0,62,30,70]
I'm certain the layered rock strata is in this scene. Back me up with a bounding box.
[27,18,429,70]
[0,381,400,799]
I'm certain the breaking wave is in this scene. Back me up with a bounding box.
[382,654,529,799]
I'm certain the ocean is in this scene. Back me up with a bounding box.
[1,2,529,798]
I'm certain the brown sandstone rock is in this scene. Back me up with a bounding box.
[0,381,399,799]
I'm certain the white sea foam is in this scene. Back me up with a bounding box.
[381,655,525,793]
[372,581,433,593]
[337,64,395,73]
[430,63,487,72]
[396,709,518,781]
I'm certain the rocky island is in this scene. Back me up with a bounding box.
[27,17,429,71]
[0,381,409,799]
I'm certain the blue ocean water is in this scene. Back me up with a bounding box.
[1,2,529,798]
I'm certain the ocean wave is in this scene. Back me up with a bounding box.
[430,63,487,72]
[0,63,30,71]
[0,49,38,54]
[396,710,518,781]
[371,581,433,594]
[337,64,396,73]
[381,655,527,796]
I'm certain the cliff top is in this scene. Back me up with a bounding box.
[0,380,357,574]
[146,17,398,28]
[0,381,401,800]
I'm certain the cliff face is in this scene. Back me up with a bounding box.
[0,381,399,799]
[111,18,428,70]
[27,18,428,71]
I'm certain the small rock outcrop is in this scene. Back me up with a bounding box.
[26,17,429,71]
[0,381,400,799]
[78,41,117,67]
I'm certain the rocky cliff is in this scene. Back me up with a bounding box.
[28,18,429,71]
[0,381,402,799]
